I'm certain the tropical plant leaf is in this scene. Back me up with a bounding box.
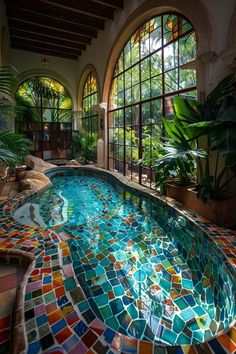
[206,74,235,107]
[211,126,236,156]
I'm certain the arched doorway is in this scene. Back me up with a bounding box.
[16,76,73,161]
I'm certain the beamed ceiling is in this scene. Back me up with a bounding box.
[3,0,124,60]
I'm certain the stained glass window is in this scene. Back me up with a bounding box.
[82,72,99,162]
[108,13,197,187]
[16,76,72,160]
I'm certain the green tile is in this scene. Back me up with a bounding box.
[114,285,125,296]
[173,314,185,333]
[44,292,55,304]
[162,328,177,344]
[95,294,109,307]
[64,277,76,291]
[174,297,189,310]
[100,305,112,320]
[127,304,138,319]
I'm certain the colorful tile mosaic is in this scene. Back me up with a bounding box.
[0,166,235,354]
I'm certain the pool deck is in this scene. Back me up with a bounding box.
[0,166,235,354]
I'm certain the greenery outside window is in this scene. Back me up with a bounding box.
[108,13,197,187]
[82,72,99,162]
[16,76,72,160]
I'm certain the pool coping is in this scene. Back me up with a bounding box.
[0,165,235,354]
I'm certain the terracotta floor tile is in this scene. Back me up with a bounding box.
[0,266,17,278]
[0,315,10,331]
[0,289,16,317]
[0,273,17,293]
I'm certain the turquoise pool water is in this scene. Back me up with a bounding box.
[14,170,235,345]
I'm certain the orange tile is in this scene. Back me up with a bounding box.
[55,286,65,298]
[139,341,152,354]
[55,327,73,344]
[48,310,63,325]
[53,277,63,289]
[62,248,70,256]
[42,284,53,294]
[217,333,236,353]
[228,327,236,344]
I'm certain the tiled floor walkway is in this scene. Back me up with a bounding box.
[0,177,21,353]
[0,264,26,354]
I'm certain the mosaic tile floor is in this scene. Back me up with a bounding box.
[0,264,26,354]
[0,167,235,354]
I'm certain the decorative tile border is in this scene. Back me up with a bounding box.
[0,166,235,354]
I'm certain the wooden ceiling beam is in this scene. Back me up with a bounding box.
[40,0,114,20]
[11,43,79,60]
[11,38,82,56]
[10,31,86,51]
[6,3,104,31]
[7,11,98,38]
[8,20,92,45]
[91,0,124,9]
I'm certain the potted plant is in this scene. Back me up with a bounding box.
[153,74,236,227]
[0,130,31,177]
[140,107,206,194]
[71,130,97,164]
[0,66,32,177]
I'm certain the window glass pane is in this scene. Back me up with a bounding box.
[164,69,178,93]
[141,57,150,81]
[130,34,140,65]
[151,75,163,97]
[150,51,162,77]
[150,27,162,52]
[179,32,196,65]
[164,42,178,71]
[125,107,131,126]
[131,64,140,86]
[117,74,124,92]
[165,96,175,119]
[179,69,196,89]
[151,99,162,123]
[131,84,140,103]
[125,69,132,89]
[141,80,151,100]
[163,14,179,44]
[142,102,151,124]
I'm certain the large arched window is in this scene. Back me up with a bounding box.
[108,13,197,187]
[16,76,72,160]
[82,72,99,162]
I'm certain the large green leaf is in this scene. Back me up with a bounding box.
[0,66,19,98]
[0,147,18,165]
[174,96,201,123]
[216,96,236,122]
[206,74,235,107]
[211,126,236,156]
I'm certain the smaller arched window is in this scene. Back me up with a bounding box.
[82,72,99,162]
[16,76,72,160]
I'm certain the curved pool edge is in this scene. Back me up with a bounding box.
[0,165,235,354]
